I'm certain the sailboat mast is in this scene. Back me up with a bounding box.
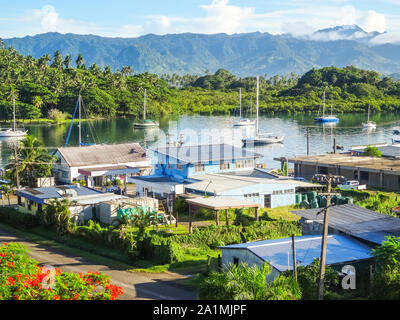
[368,105,370,121]
[239,88,242,118]
[78,95,82,147]
[256,76,259,134]
[12,95,16,132]
[143,89,147,121]
[322,91,326,118]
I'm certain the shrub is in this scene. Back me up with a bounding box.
[0,207,40,229]
[0,242,123,300]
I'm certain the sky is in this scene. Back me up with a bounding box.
[0,0,399,43]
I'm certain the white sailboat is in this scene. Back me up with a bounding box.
[233,88,255,127]
[362,105,376,129]
[242,76,284,146]
[0,96,28,137]
[134,89,159,129]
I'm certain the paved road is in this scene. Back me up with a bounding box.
[0,228,198,300]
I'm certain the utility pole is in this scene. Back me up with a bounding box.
[292,234,297,282]
[317,175,339,300]
[306,127,310,156]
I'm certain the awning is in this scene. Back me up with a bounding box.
[186,196,261,210]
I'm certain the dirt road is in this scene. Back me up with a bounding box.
[0,228,198,300]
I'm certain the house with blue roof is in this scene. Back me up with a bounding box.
[220,234,373,281]
[16,184,126,223]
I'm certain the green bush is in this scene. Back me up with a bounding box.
[0,207,40,229]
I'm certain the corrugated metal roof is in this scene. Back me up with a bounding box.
[291,204,400,244]
[17,185,102,200]
[58,143,148,167]
[221,234,372,272]
[352,145,400,158]
[153,144,262,164]
[185,172,317,193]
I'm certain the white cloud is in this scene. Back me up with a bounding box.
[33,5,59,32]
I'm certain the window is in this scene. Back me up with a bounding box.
[220,161,230,170]
[176,164,184,170]
[233,257,239,265]
[318,166,328,174]
[194,164,205,173]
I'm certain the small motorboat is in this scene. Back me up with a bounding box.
[393,127,400,135]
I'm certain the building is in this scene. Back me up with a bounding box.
[220,234,373,281]
[130,144,319,209]
[54,143,152,186]
[153,144,263,182]
[16,184,126,224]
[284,153,400,190]
[291,203,400,245]
[184,170,319,209]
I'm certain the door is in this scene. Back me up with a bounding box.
[264,194,271,208]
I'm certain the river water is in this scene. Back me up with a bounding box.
[1,112,400,170]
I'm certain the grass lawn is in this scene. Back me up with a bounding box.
[261,206,303,221]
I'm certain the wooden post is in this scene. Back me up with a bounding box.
[215,210,219,226]
[292,234,297,282]
[255,207,259,222]
[318,175,332,300]
[188,204,193,234]
[226,208,229,226]
[307,127,310,156]
[333,137,337,154]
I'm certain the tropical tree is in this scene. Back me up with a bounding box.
[371,236,400,299]
[43,198,76,237]
[63,55,72,69]
[76,53,85,69]
[0,184,13,206]
[5,135,57,188]
[199,262,301,300]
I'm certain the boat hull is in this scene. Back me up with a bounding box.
[0,130,28,137]
[242,136,284,145]
[314,117,339,123]
[233,119,255,127]
[133,122,159,129]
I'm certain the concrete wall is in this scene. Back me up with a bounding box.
[217,183,296,209]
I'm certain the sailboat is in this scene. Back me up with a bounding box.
[0,96,28,137]
[233,88,255,127]
[64,95,95,147]
[242,76,284,146]
[314,91,339,123]
[362,105,376,129]
[134,89,159,129]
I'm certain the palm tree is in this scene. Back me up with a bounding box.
[51,50,63,70]
[44,198,76,237]
[76,53,85,69]
[63,55,72,69]
[6,135,57,188]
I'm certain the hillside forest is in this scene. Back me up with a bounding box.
[1,41,400,121]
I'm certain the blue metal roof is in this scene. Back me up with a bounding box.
[17,185,102,204]
[153,144,262,164]
[221,234,373,272]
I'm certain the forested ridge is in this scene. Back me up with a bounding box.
[1,41,400,121]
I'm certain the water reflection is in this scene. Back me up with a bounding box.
[1,113,400,169]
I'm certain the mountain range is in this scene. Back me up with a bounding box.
[3,25,400,77]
